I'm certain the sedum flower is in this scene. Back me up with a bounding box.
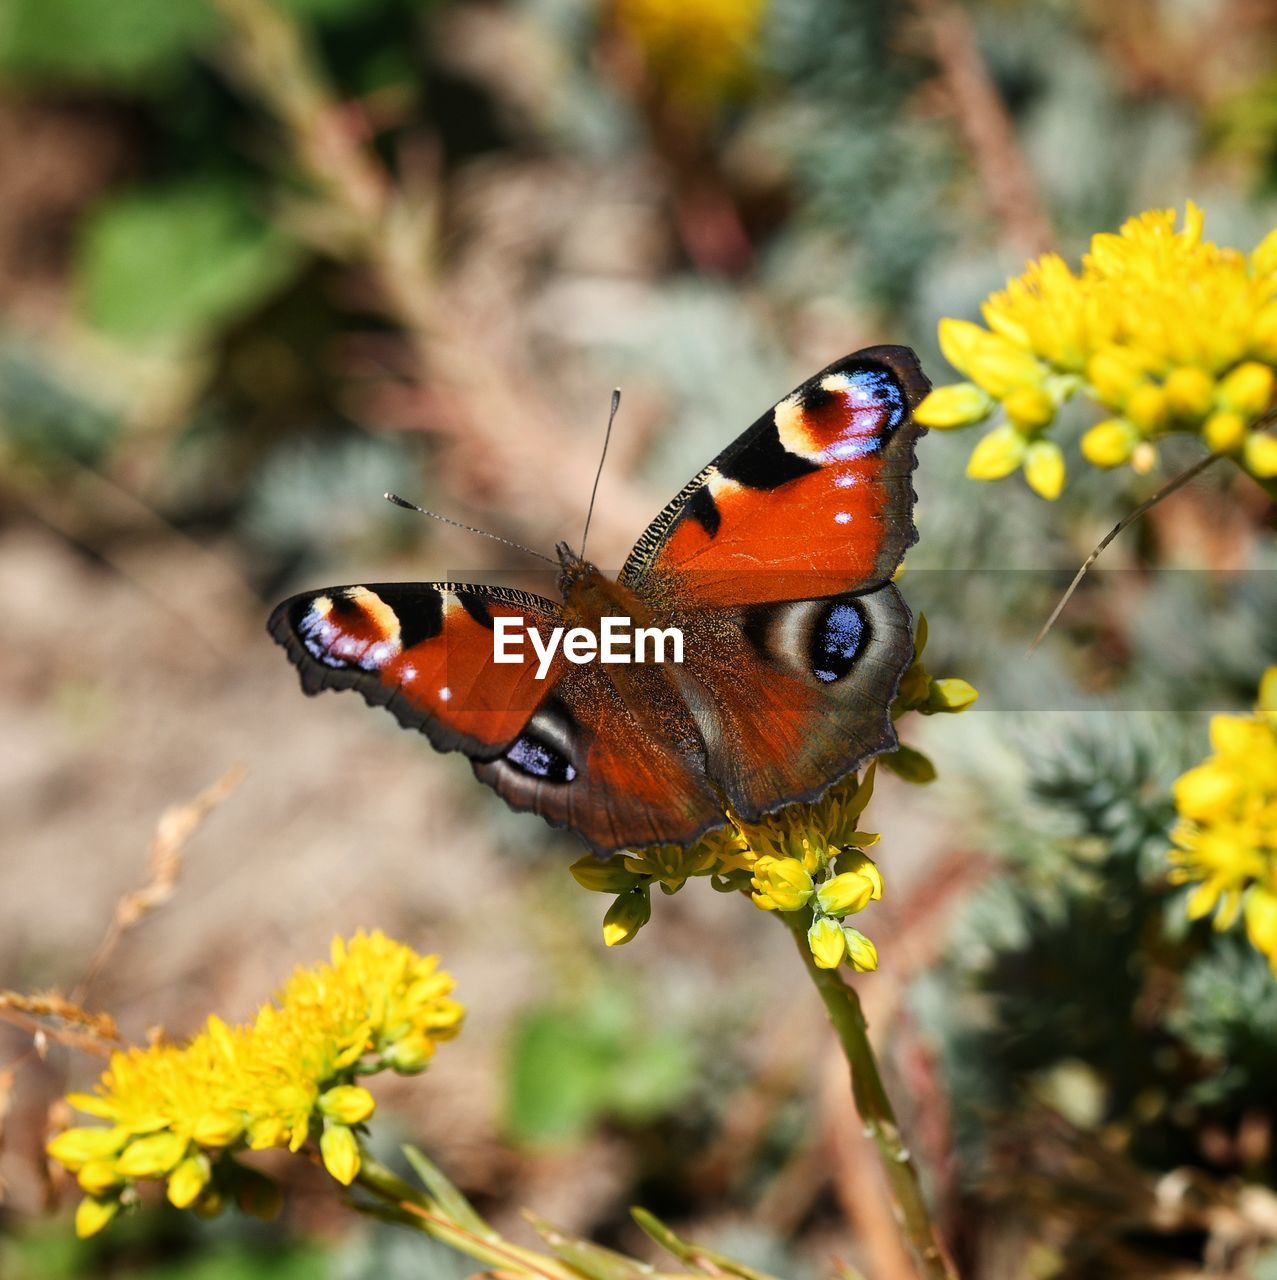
[751,855,816,911]
[48,931,463,1236]
[1169,667,1277,973]
[841,926,879,974]
[612,0,767,111]
[808,916,848,969]
[918,203,1277,495]
[602,887,653,946]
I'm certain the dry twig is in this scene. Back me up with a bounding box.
[74,765,246,1000]
[914,0,1054,256]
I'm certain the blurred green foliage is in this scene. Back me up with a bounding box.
[506,984,699,1144]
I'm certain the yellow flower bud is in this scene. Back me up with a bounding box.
[570,855,643,894]
[1259,667,1277,720]
[1081,418,1139,468]
[75,1195,120,1238]
[1244,431,1277,478]
[1003,386,1056,430]
[1254,303,1277,362]
[1209,712,1263,757]
[47,1126,129,1171]
[1219,362,1275,417]
[1126,383,1167,433]
[115,1131,189,1179]
[384,1032,436,1074]
[1173,762,1240,821]
[1203,410,1246,454]
[881,744,937,784]
[749,856,814,912]
[817,871,874,917]
[77,1160,122,1196]
[320,1124,361,1186]
[602,887,652,945]
[937,318,987,378]
[939,319,1044,396]
[842,926,879,973]
[1245,888,1277,966]
[319,1085,376,1126]
[1087,347,1150,403]
[167,1153,212,1209]
[966,424,1027,480]
[1163,366,1215,420]
[837,850,884,900]
[913,382,993,429]
[247,1116,288,1151]
[926,677,979,713]
[1252,227,1277,278]
[192,1111,242,1148]
[1130,441,1159,474]
[1024,439,1066,500]
[807,917,848,969]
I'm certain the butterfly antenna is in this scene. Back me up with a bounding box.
[581,388,621,559]
[384,493,557,565]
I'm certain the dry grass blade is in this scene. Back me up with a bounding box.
[0,993,117,1041]
[74,765,246,999]
[1029,452,1220,653]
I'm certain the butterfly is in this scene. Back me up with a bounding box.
[269,345,929,855]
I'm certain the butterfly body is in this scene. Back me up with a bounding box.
[270,346,930,854]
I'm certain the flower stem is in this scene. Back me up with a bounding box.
[353,1152,578,1279]
[780,911,959,1280]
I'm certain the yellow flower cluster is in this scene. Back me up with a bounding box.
[571,617,978,969]
[611,0,766,110]
[917,203,1277,497]
[47,931,463,1238]
[1169,669,1277,974]
[746,770,884,972]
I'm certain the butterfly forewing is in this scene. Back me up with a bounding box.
[620,346,929,608]
[268,582,566,758]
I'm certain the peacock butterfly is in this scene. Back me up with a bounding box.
[269,345,929,854]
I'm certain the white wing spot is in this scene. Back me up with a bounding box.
[438,686,452,702]
[834,512,853,525]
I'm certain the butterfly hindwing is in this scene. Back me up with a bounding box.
[671,584,913,821]
[621,346,929,608]
[474,660,722,853]
[268,582,566,758]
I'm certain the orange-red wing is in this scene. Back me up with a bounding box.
[675,584,915,821]
[269,582,565,758]
[620,346,929,609]
[270,581,725,852]
[473,660,724,855]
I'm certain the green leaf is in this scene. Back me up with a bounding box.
[506,992,697,1145]
[75,181,301,346]
[527,1212,659,1279]
[400,1146,492,1239]
[506,1008,615,1145]
[0,0,216,87]
[630,1210,783,1280]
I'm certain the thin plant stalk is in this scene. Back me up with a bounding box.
[354,1152,579,1279]
[780,911,959,1280]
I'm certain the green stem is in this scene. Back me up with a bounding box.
[353,1152,579,1279]
[780,911,959,1280]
